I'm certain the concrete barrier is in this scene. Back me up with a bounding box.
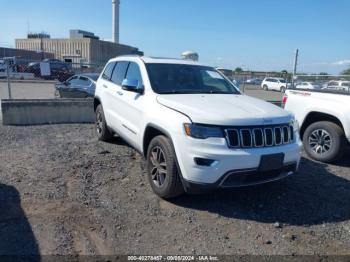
[1,99,95,126]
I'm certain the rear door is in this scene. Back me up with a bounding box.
[271,78,279,90]
[59,76,79,97]
[98,62,116,126]
[76,76,93,97]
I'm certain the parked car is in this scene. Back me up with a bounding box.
[0,59,6,72]
[94,56,301,198]
[284,89,350,163]
[26,60,73,81]
[55,73,99,98]
[324,80,350,92]
[261,77,287,92]
[295,82,322,90]
[246,78,263,85]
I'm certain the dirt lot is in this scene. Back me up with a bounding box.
[0,124,349,256]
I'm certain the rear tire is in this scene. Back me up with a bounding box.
[146,136,184,199]
[95,104,113,141]
[303,121,346,163]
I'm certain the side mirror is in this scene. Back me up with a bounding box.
[122,79,144,94]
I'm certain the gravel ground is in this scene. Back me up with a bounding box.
[0,124,349,256]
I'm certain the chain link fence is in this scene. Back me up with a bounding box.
[2,55,348,102]
[0,57,105,99]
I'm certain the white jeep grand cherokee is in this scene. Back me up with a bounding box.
[94,56,301,198]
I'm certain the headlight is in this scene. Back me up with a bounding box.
[183,123,223,139]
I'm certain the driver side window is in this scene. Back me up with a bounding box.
[125,62,143,87]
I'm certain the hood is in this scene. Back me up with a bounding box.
[157,94,292,126]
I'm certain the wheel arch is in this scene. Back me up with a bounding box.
[93,97,101,112]
[142,124,174,158]
[300,111,345,139]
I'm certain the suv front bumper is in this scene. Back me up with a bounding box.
[181,163,297,194]
[173,134,302,188]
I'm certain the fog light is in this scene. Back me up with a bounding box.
[194,157,216,167]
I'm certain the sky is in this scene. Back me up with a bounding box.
[0,0,349,74]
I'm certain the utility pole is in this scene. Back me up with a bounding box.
[6,60,12,99]
[292,49,299,88]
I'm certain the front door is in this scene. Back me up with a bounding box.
[116,62,145,150]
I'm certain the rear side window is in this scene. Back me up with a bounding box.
[102,62,116,80]
[111,61,129,85]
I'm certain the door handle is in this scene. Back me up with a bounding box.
[117,91,123,96]
[103,84,108,89]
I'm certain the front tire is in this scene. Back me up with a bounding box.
[95,104,113,141]
[263,85,268,91]
[280,86,286,93]
[147,136,184,199]
[303,121,346,163]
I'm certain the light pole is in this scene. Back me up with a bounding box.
[292,49,299,88]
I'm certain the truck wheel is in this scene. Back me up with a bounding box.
[281,86,286,93]
[147,136,184,199]
[95,104,113,141]
[303,121,346,163]
[263,85,268,91]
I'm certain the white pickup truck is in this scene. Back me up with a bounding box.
[284,89,350,163]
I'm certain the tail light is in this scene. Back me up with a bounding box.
[282,95,288,108]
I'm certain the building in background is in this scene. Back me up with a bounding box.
[16,30,142,66]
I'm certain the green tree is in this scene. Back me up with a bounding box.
[342,68,350,75]
[235,67,243,73]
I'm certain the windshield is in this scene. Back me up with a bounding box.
[146,63,240,95]
[279,79,286,83]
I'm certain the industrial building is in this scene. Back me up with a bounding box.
[14,0,142,66]
[16,29,142,65]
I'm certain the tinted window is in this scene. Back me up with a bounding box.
[67,76,79,86]
[111,61,129,85]
[79,77,92,87]
[146,63,239,95]
[125,62,143,85]
[102,62,116,80]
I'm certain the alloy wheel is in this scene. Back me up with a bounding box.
[96,111,103,134]
[149,146,167,187]
[309,129,332,155]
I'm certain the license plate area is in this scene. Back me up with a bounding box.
[259,153,285,172]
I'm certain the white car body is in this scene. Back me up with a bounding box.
[325,80,350,92]
[295,82,321,90]
[284,90,350,142]
[284,89,350,162]
[261,77,287,92]
[95,56,301,193]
